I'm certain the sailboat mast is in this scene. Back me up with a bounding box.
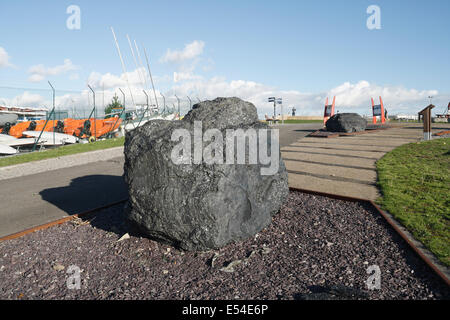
[143,47,159,111]
[111,26,135,107]
[134,40,150,91]
[127,34,146,91]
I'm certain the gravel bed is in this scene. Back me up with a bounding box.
[0,191,448,300]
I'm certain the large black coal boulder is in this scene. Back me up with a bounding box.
[325,113,367,133]
[124,97,289,251]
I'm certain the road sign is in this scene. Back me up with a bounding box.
[373,104,382,116]
[371,97,385,124]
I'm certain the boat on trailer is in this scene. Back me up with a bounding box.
[22,131,78,145]
[0,144,18,155]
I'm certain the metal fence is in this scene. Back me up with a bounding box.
[0,85,202,121]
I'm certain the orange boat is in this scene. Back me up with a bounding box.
[93,117,122,138]
[62,118,85,136]
[0,121,35,138]
[64,118,121,139]
[1,117,122,139]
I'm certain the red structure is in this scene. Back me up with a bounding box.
[323,96,335,125]
[371,96,385,124]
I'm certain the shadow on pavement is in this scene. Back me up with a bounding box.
[39,174,128,216]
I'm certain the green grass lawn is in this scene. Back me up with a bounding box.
[376,138,450,266]
[0,137,125,168]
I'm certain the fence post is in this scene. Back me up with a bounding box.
[88,85,96,140]
[32,81,55,151]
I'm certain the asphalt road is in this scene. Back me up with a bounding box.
[271,123,324,147]
[0,123,322,238]
[0,158,127,237]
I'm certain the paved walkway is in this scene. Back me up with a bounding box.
[281,124,427,200]
[0,157,127,238]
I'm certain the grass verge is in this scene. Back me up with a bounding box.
[0,137,125,168]
[376,138,450,266]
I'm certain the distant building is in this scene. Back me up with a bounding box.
[0,105,48,121]
[392,114,418,121]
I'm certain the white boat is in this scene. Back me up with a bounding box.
[0,144,18,155]
[22,131,78,145]
[0,134,17,142]
[4,138,47,147]
[122,113,178,131]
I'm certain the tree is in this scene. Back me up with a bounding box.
[104,95,123,118]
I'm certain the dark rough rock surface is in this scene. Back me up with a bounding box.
[326,113,367,133]
[0,191,448,300]
[124,97,289,251]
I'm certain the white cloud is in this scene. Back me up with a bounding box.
[160,40,205,63]
[87,67,149,90]
[28,59,78,82]
[7,63,444,119]
[328,81,438,109]
[84,68,447,118]
[0,91,47,108]
[173,71,202,83]
[169,78,444,118]
[0,47,13,68]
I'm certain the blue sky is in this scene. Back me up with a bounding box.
[0,0,449,116]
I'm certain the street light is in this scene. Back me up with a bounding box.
[187,96,192,110]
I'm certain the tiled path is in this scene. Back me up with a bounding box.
[281,124,426,200]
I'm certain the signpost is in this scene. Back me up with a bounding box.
[268,97,283,124]
[418,104,435,140]
[268,97,276,119]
